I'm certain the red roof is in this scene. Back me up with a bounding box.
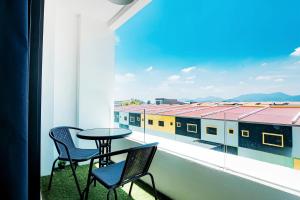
[176,106,235,118]
[240,107,300,125]
[115,105,300,126]
[158,106,210,116]
[204,106,265,121]
[146,104,192,114]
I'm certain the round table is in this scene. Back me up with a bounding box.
[77,128,132,166]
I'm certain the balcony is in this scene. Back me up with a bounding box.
[39,0,300,200]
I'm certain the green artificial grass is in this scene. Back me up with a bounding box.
[40,164,154,200]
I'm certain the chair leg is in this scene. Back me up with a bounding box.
[113,189,118,200]
[148,173,158,200]
[70,161,82,199]
[129,182,134,197]
[48,158,58,190]
[74,162,78,171]
[107,190,111,200]
[84,176,95,200]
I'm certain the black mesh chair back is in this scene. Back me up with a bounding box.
[120,143,157,183]
[84,142,159,200]
[49,126,81,158]
[48,126,98,199]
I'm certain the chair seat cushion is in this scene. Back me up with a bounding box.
[92,161,125,188]
[59,148,98,161]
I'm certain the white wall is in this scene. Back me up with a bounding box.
[112,139,300,200]
[225,120,239,147]
[201,119,238,147]
[77,15,115,148]
[52,4,79,128]
[292,126,300,158]
[201,119,225,144]
[41,0,56,176]
[119,112,129,125]
[41,1,116,175]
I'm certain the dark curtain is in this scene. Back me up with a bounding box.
[0,0,29,199]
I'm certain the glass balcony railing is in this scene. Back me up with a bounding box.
[113,104,300,193]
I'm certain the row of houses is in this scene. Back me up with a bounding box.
[114,103,300,170]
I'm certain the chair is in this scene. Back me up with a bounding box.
[84,142,159,200]
[48,126,98,199]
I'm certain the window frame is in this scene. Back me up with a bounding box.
[262,132,284,148]
[187,123,198,133]
[228,128,234,135]
[241,130,250,137]
[148,119,153,125]
[129,116,135,122]
[158,120,165,127]
[206,126,217,135]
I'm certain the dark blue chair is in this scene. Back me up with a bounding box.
[84,142,159,200]
[48,126,98,199]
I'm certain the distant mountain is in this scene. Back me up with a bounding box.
[180,92,300,103]
[226,92,300,102]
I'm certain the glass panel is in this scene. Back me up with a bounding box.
[223,111,300,193]
[113,0,300,194]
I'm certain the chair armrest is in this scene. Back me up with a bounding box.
[49,133,73,162]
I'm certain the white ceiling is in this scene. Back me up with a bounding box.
[57,0,125,22]
[55,0,151,30]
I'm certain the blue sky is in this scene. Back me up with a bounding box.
[115,0,300,101]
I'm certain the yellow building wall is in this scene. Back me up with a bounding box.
[294,158,300,170]
[142,114,175,134]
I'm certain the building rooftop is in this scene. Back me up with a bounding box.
[157,105,209,116]
[176,105,237,118]
[240,107,300,125]
[115,104,300,126]
[203,106,267,121]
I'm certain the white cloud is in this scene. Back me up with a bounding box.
[145,66,153,72]
[274,78,284,82]
[115,73,136,82]
[255,75,273,81]
[239,81,245,85]
[186,76,196,80]
[181,66,196,73]
[167,75,180,81]
[261,62,268,66]
[255,75,286,82]
[290,47,300,57]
